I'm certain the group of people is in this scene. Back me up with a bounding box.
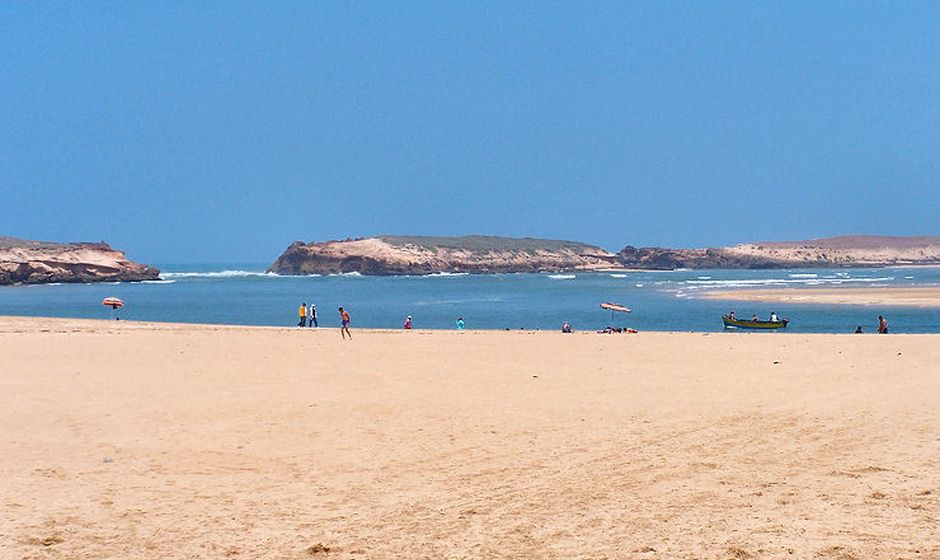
[297,302,318,327]
[855,315,889,334]
[297,302,351,339]
[728,310,780,322]
[296,305,470,336]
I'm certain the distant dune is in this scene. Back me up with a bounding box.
[0,236,159,285]
[617,235,940,269]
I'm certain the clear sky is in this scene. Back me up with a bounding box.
[2,2,938,263]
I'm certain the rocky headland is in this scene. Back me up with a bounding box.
[271,235,940,275]
[617,236,940,269]
[0,237,160,285]
[268,236,620,275]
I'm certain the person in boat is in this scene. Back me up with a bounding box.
[728,310,736,321]
[854,325,864,334]
[770,311,779,322]
[751,314,759,322]
[878,315,888,334]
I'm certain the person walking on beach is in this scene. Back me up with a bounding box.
[339,307,352,339]
[308,303,318,327]
[298,302,307,327]
[878,315,888,334]
[456,317,465,331]
[403,315,413,329]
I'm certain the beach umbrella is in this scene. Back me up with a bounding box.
[102,297,124,319]
[599,301,631,323]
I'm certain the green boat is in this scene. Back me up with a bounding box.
[722,314,789,330]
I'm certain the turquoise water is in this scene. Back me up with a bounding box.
[2,265,939,333]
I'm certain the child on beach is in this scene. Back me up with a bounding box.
[339,307,352,339]
[298,302,307,327]
[404,316,412,329]
[456,317,465,331]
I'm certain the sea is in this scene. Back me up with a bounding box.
[2,265,940,333]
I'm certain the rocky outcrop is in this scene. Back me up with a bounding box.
[617,236,940,269]
[0,237,160,285]
[269,236,621,275]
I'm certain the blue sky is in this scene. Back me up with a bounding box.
[2,2,938,263]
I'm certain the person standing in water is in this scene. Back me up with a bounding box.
[878,315,888,334]
[339,307,352,339]
[456,317,465,331]
[403,315,413,329]
[298,302,307,327]
[308,303,318,327]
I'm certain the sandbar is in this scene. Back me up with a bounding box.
[701,286,940,308]
[1,316,938,558]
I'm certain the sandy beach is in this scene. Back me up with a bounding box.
[2,317,938,559]
[701,286,940,308]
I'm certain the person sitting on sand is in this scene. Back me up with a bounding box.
[338,307,351,339]
[854,325,864,334]
[562,321,572,333]
[878,315,888,334]
[298,302,307,327]
[404,315,412,329]
[456,317,465,331]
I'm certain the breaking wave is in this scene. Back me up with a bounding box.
[159,270,320,279]
[681,276,895,290]
[423,272,470,277]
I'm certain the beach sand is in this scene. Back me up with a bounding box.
[701,286,940,308]
[2,316,938,559]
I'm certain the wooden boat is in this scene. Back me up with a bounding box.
[722,315,788,330]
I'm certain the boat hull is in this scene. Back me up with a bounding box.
[722,315,788,330]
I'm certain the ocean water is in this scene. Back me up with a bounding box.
[2,265,939,333]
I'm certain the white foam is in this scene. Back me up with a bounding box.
[635,283,644,287]
[161,270,282,279]
[548,274,576,280]
[609,273,628,278]
[141,279,176,284]
[788,273,818,278]
[682,276,896,290]
[423,272,470,277]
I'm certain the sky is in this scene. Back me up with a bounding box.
[2,2,939,263]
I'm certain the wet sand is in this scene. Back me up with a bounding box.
[1,316,938,559]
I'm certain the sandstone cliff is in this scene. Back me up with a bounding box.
[0,237,160,285]
[268,236,620,275]
[617,236,940,269]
